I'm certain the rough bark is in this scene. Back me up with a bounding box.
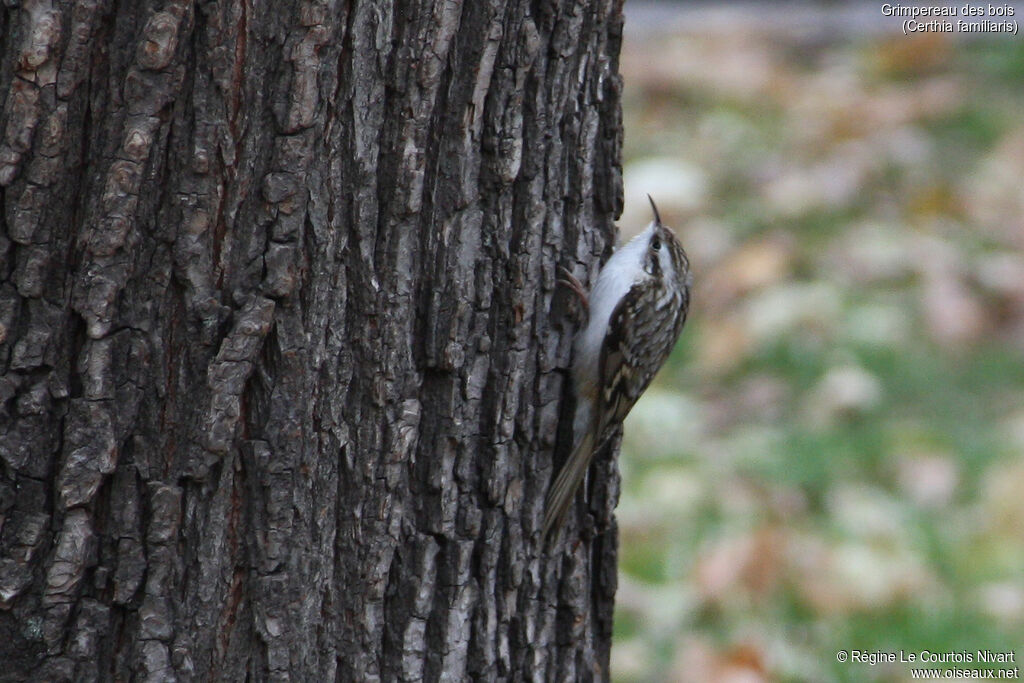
[0,0,624,679]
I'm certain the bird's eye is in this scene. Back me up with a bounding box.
[652,237,662,251]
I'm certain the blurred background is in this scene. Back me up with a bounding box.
[613,3,1024,681]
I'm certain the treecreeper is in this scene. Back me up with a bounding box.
[544,197,693,540]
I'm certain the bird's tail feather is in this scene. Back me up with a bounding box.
[542,430,596,541]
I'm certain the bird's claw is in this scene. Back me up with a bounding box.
[558,266,589,312]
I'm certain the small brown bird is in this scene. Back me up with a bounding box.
[544,197,692,539]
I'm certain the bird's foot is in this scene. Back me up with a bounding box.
[558,266,589,313]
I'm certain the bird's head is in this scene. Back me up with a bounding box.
[641,195,690,290]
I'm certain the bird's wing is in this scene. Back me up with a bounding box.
[597,282,662,434]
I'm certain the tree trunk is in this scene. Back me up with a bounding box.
[0,0,624,679]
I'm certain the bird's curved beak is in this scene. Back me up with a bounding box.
[647,194,662,226]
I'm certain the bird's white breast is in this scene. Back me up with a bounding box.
[573,222,656,394]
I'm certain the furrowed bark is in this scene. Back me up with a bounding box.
[0,0,625,679]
